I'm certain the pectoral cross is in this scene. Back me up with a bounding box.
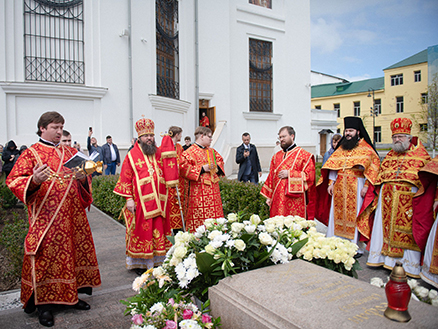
[148,167,155,175]
[135,159,146,168]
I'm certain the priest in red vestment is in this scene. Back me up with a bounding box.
[365,118,430,277]
[163,126,185,231]
[414,156,438,288]
[180,126,225,232]
[114,118,172,274]
[316,116,380,256]
[6,111,101,327]
[261,126,316,219]
[199,111,210,127]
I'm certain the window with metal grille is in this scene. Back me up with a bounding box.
[156,0,179,100]
[420,123,428,132]
[354,101,360,116]
[396,96,404,113]
[375,99,381,114]
[249,0,271,9]
[414,70,421,82]
[24,0,84,84]
[315,105,321,109]
[334,103,340,117]
[391,74,403,86]
[374,126,381,143]
[249,39,272,112]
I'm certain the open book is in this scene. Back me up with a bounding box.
[63,151,100,169]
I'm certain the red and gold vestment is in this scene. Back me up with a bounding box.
[114,142,171,261]
[376,141,430,257]
[316,138,380,240]
[6,142,101,308]
[165,143,185,230]
[260,146,316,219]
[415,156,438,275]
[200,116,210,127]
[180,144,225,232]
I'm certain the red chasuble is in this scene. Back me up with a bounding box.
[180,144,225,232]
[260,146,316,219]
[414,156,438,274]
[316,138,380,240]
[6,142,101,308]
[114,142,172,259]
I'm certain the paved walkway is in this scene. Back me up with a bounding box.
[0,206,137,329]
[0,207,434,328]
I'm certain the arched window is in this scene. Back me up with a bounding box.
[156,0,179,99]
[24,0,84,84]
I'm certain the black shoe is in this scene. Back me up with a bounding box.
[135,268,145,276]
[354,253,363,259]
[74,299,91,311]
[38,310,54,327]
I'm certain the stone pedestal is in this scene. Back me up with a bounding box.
[209,260,438,329]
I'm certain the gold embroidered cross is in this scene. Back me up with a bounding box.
[168,161,175,169]
[135,159,146,168]
[148,167,155,175]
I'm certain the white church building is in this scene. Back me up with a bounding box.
[0,0,336,175]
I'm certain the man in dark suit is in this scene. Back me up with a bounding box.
[101,135,120,175]
[236,132,262,184]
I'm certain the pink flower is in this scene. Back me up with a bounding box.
[183,309,194,319]
[202,314,212,323]
[131,314,143,325]
[164,320,177,329]
[168,298,175,306]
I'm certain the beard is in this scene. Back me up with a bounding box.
[392,140,410,153]
[340,134,360,150]
[140,140,157,155]
[281,140,293,151]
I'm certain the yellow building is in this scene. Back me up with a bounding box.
[311,48,432,146]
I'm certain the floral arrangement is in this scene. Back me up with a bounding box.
[122,269,221,329]
[122,213,362,327]
[296,227,360,277]
[370,277,438,307]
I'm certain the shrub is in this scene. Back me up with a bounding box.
[92,175,126,223]
[0,210,28,277]
[0,181,18,209]
[219,178,269,221]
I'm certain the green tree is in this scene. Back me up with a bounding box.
[422,74,438,157]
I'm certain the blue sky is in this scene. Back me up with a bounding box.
[310,0,438,81]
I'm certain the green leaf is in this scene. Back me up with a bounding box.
[167,235,175,245]
[196,252,215,274]
[291,237,308,255]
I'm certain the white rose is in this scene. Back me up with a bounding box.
[231,222,245,234]
[244,224,256,233]
[216,217,226,225]
[265,223,275,233]
[195,225,206,235]
[250,214,261,226]
[169,256,181,266]
[370,277,384,288]
[208,230,221,240]
[205,244,216,255]
[414,286,429,298]
[204,218,215,229]
[429,289,438,300]
[431,298,438,307]
[259,232,274,245]
[408,279,419,289]
[283,217,293,228]
[173,246,187,259]
[153,266,164,277]
[234,239,246,251]
[227,213,238,223]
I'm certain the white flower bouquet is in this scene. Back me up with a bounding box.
[296,227,361,277]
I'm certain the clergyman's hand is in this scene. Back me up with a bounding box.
[327,183,334,196]
[266,198,271,207]
[278,170,288,179]
[360,185,369,198]
[202,164,211,172]
[127,199,136,214]
[32,163,50,184]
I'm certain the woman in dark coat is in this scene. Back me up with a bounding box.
[2,140,20,178]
